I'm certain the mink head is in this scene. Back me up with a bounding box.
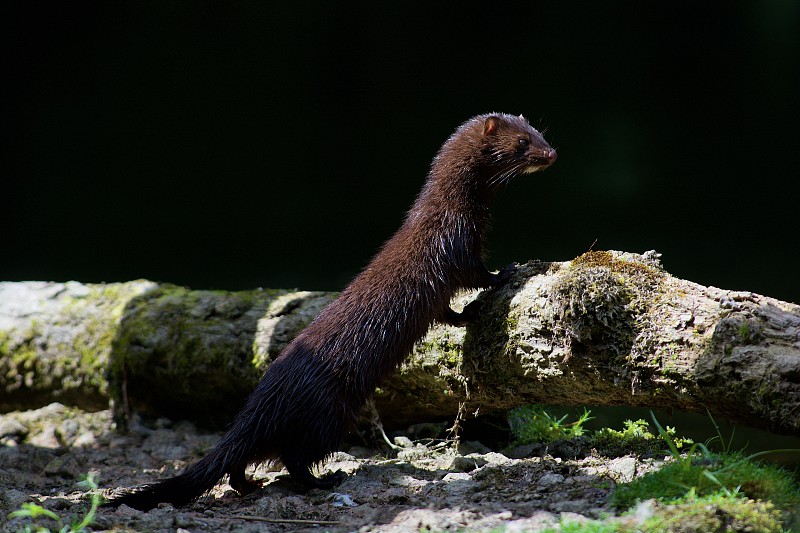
[434,113,557,192]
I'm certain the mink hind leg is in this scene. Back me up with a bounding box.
[281,451,347,489]
[278,416,349,490]
[228,463,260,495]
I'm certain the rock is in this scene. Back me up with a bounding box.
[324,452,362,478]
[608,456,637,483]
[505,511,559,532]
[505,443,536,459]
[174,513,200,528]
[450,455,487,472]
[57,418,80,444]
[0,417,28,442]
[393,436,413,448]
[29,424,61,448]
[458,440,491,455]
[347,445,376,458]
[1,488,29,511]
[482,451,512,465]
[43,455,80,477]
[538,472,565,487]
[72,431,97,447]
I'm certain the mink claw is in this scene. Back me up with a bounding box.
[491,262,519,286]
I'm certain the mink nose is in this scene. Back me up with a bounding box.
[545,149,557,164]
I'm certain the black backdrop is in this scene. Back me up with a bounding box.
[5,2,799,305]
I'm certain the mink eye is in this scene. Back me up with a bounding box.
[518,138,530,147]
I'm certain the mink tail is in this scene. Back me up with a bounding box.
[105,441,252,511]
[104,342,346,511]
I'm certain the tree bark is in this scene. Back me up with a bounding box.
[1,251,798,435]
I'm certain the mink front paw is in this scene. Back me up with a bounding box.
[490,262,518,286]
[459,299,485,323]
[443,301,484,327]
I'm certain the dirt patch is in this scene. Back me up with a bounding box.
[0,403,667,532]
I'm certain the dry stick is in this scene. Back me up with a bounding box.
[228,515,339,525]
[367,398,402,450]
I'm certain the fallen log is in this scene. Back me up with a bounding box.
[0,251,797,434]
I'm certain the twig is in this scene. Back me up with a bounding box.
[227,515,339,525]
[367,398,402,450]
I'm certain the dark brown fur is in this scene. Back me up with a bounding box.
[107,113,556,510]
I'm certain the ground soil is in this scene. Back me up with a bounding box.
[0,403,668,532]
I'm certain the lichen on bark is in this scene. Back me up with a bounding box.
[0,280,157,411]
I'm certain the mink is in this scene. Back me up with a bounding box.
[107,113,557,510]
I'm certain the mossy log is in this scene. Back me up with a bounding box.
[0,280,336,428]
[0,251,798,435]
[387,251,800,436]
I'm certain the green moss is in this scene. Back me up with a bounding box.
[459,293,521,376]
[415,332,464,368]
[557,253,710,391]
[737,322,754,344]
[645,493,783,533]
[549,252,654,361]
[570,250,660,278]
[8,329,40,369]
[504,315,519,333]
[0,330,11,356]
[545,494,783,532]
[53,282,159,396]
[108,284,296,427]
[2,325,43,395]
[611,452,800,530]
[550,521,626,532]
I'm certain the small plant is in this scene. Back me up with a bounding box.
[594,418,658,441]
[610,412,800,529]
[702,408,747,458]
[507,405,593,444]
[586,416,693,459]
[509,406,695,454]
[594,416,692,445]
[7,474,101,533]
[522,408,800,531]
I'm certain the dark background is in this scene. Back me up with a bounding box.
[5,2,799,304]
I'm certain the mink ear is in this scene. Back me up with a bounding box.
[483,116,501,136]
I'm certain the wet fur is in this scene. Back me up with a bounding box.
[108,113,555,510]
